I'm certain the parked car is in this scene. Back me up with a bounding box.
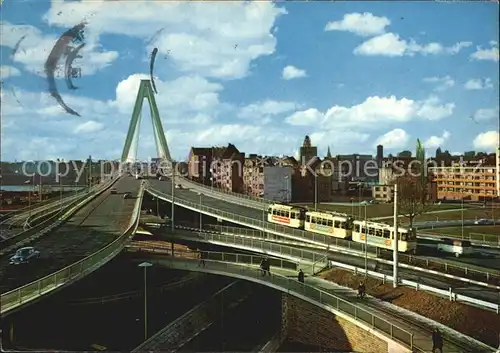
[10,246,40,265]
[123,192,131,199]
[110,188,117,194]
[474,218,489,225]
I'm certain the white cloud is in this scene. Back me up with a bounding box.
[74,121,104,134]
[423,76,455,91]
[286,95,455,128]
[374,128,410,149]
[472,108,498,122]
[0,21,119,77]
[464,78,493,90]
[324,12,390,37]
[424,130,451,149]
[0,65,21,79]
[354,32,471,57]
[473,131,499,151]
[470,43,499,62]
[282,65,307,80]
[42,1,287,80]
[238,100,299,123]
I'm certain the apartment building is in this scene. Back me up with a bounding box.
[430,164,498,201]
[211,144,244,193]
[372,184,393,202]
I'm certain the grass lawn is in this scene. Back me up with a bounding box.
[413,208,496,222]
[430,225,500,237]
[296,202,470,219]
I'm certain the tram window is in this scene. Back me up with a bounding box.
[306,215,310,222]
[340,222,346,229]
[361,227,366,234]
[327,220,333,227]
[376,230,382,237]
[368,227,375,235]
[383,230,390,238]
[334,221,340,228]
[268,208,272,214]
[322,218,328,226]
[290,212,296,219]
[401,232,407,241]
[355,224,360,232]
[311,217,316,223]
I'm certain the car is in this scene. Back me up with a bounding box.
[110,188,117,194]
[175,184,183,189]
[474,218,489,225]
[123,192,131,199]
[10,246,40,265]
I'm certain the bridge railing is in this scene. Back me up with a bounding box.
[199,224,500,287]
[0,178,142,315]
[142,252,415,351]
[145,183,378,254]
[145,185,500,289]
[169,230,329,273]
[179,176,271,206]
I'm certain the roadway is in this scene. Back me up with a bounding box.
[0,177,140,294]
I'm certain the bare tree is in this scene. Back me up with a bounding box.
[394,174,431,228]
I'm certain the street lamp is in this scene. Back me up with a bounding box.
[364,203,368,277]
[350,198,354,218]
[138,262,153,341]
[461,188,464,239]
[314,174,318,211]
[59,173,63,210]
[197,192,203,231]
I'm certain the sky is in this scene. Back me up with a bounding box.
[1,1,499,162]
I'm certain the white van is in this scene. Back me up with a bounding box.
[437,238,473,257]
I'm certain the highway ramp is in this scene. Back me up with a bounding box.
[0,177,140,294]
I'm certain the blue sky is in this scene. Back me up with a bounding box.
[1,0,498,162]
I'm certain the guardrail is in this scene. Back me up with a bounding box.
[164,230,329,274]
[149,224,499,314]
[0,178,118,254]
[179,176,271,206]
[0,186,93,224]
[145,183,380,253]
[145,184,499,289]
[199,224,500,288]
[139,250,415,351]
[330,259,500,314]
[0,179,142,316]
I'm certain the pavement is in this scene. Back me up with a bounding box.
[0,176,140,294]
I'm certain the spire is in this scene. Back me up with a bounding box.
[326,146,332,158]
[303,135,311,147]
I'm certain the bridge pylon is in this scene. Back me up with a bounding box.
[121,79,171,166]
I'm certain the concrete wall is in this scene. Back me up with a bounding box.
[282,294,390,353]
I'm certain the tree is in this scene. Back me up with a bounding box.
[394,174,431,228]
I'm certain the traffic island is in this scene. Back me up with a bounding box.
[318,268,500,348]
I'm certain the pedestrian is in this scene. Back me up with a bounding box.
[357,281,366,299]
[264,257,271,276]
[298,269,304,283]
[432,328,443,353]
[260,258,266,276]
[198,251,205,268]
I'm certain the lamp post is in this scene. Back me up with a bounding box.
[393,183,399,288]
[197,192,203,231]
[314,174,318,211]
[138,262,153,341]
[364,203,368,277]
[59,173,63,210]
[350,197,354,218]
[171,165,175,256]
[461,189,464,239]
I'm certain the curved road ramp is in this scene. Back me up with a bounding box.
[0,178,143,317]
[130,249,497,353]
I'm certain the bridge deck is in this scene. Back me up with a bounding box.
[131,254,494,353]
[0,177,139,294]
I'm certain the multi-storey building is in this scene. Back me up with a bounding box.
[187,147,212,185]
[430,163,497,201]
[211,144,244,193]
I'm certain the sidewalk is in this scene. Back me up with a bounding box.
[304,276,495,353]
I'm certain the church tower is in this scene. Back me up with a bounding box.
[299,135,318,163]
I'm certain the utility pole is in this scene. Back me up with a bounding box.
[393,183,399,288]
[314,174,318,211]
[171,163,175,256]
[364,204,368,277]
